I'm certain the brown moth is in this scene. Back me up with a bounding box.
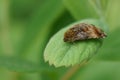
[64,23,107,42]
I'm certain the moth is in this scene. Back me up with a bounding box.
[64,23,107,42]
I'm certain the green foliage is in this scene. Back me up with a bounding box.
[0,0,120,80]
[105,0,120,30]
[71,61,120,80]
[17,0,65,62]
[0,56,40,72]
[63,0,98,20]
[95,27,120,61]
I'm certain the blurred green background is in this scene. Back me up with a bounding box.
[0,0,120,80]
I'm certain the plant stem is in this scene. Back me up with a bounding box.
[61,61,87,80]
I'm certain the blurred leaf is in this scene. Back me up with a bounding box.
[94,27,120,61]
[0,55,62,73]
[0,56,40,72]
[105,0,120,30]
[17,0,65,63]
[89,0,109,15]
[0,68,18,80]
[63,0,98,20]
[50,10,75,35]
[19,73,41,80]
[71,61,120,80]
[44,19,107,67]
[100,0,109,12]
[89,0,107,21]
[11,0,44,20]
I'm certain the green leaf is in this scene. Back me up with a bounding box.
[0,56,40,72]
[63,0,98,20]
[44,19,106,67]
